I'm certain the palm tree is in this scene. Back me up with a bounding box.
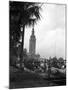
[10,1,41,69]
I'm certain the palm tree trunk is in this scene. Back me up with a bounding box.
[20,24,25,69]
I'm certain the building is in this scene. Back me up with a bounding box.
[29,27,36,57]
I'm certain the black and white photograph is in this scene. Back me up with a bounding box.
[9,0,66,89]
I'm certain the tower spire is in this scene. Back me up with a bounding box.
[32,27,34,35]
[29,23,36,57]
[32,20,35,36]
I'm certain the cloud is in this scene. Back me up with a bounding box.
[37,4,65,31]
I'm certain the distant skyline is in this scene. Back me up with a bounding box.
[24,3,66,59]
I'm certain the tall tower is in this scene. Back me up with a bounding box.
[29,27,36,57]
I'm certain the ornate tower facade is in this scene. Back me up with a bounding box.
[29,28,36,57]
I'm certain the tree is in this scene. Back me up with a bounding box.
[58,57,64,68]
[10,1,41,68]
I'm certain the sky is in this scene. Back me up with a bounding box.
[24,3,66,59]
